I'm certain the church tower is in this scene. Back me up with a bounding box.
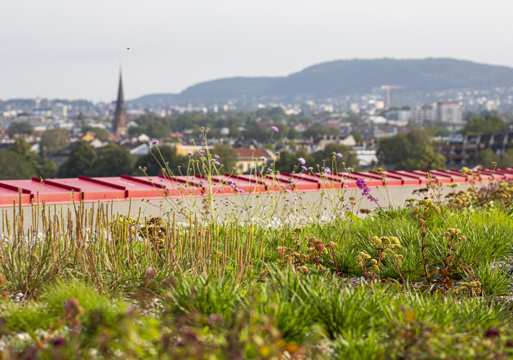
[113,70,128,138]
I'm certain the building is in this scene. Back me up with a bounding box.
[411,107,436,125]
[440,130,512,165]
[234,148,270,173]
[312,135,357,151]
[112,71,128,138]
[436,101,462,123]
[51,103,67,119]
[385,110,411,123]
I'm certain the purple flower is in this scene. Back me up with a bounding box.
[151,140,159,146]
[322,159,326,162]
[285,198,290,201]
[214,155,220,158]
[215,161,220,166]
[238,189,245,194]
[149,201,154,205]
[346,167,353,171]
[343,185,349,188]
[187,151,193,156]
[199,149,205,153]
[225,200,230,204]
[324,167,331,174]
[324,195,328,199]
[271,126,279,132]
[160,179,164,182]
[301,166,307,171]
[285,189,292,193]
[259,156,267,162]
[210,159,215,162]
[294,197,298,201]
[298,157,306,165]
[336,153,343,158]
[308,167,313,170]
[217,188,222,192]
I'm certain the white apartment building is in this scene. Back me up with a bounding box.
[385,110,411,122]
[436,101,462,123]
[411,107,436,124]
[51,103,67,119]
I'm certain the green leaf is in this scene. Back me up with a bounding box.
[345,211,362,225]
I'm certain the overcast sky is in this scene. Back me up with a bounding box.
[2,0,513,102]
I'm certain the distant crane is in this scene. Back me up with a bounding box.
[381,85,406,109]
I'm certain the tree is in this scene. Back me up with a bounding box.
[88,143,137,177]
[377,128,432,165]
[11,137,36,160]
[136,146,189,176]
[210,144,239,174]
[37,158,58,178]
[302,125,340,139]
[376,133,412,165]
[8,122,33,136]
[377,127,445,170]
[0,150,38,180]
[58,141,97,178]
[312,143,360,172]
[395,145,446,171]
[273,148,313,173]
[502,149,513,168]
[146,120,169,139]
[462,115,507,134]
[40,129,70,156]
[128,126,148,136]
[82,126,109,141]
[351,131,363,144]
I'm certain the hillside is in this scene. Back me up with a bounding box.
[130,58,513,104]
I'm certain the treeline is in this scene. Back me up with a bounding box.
[376,128,446,170]
[128,109,361,142]
[0,137,363,180]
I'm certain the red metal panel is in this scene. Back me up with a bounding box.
[429,170,467,183]
[282,173,322,190]
[45,177,126,201]
[404,170,452,184]
[98,176,167,199]
[387,171,429,185]
[0,179,80,204]
[492,170,513,179]
[273,173,320,191]
[195,175,266,195]
[332,172,384,187]
[0,183,31,205]
[382,171,420,185]
[286,172,347,189]
[158,175,204,196]
[237,174,290,193]
[352,171,401,186]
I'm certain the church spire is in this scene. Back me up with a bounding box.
[116,70,125,111]
[113,69,128,137]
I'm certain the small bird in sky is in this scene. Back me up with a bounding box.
[127,47,130,50]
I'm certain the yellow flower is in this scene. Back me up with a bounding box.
[370,236,382,247]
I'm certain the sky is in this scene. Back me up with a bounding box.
[2,0,513,102]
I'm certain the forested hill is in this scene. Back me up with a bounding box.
[130,58,513,103]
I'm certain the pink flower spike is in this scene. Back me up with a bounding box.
[271,126,279,132]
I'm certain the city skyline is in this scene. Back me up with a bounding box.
[2,0,513,102]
